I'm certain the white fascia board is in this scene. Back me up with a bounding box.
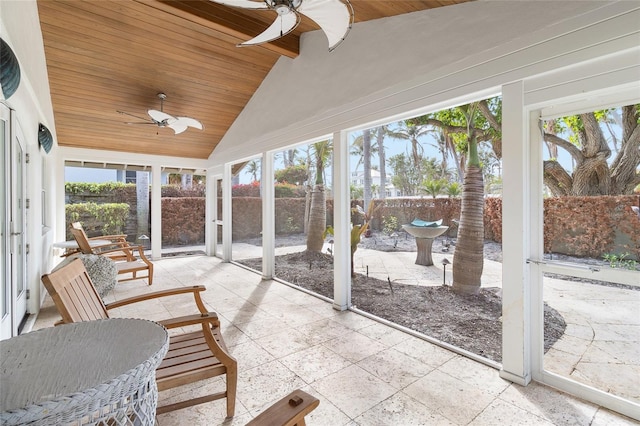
[59,146,210,173]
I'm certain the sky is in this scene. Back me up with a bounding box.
[67,107,626,186]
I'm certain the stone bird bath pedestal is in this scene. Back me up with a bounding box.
[402,223,449,266]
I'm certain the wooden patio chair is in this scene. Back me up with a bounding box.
[247,389,319,426]
[70,225,154,285]
[41,258,237,417]
[69,222,131,261]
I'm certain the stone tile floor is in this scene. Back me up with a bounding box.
[33,255,638,425]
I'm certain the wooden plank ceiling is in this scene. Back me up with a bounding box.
[38,0,471,160]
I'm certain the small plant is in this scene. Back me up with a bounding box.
[421,179,447,199]
[283,216,300,233]
[603,252,639,270]
[382,215,399,235]
[324,203,381,277]
[445,182,462,198]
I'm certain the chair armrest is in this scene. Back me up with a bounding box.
[95,244,151,263]
[88,234,127,241]
[159,311,236,367]
[157,312,219,329]
[132,245,152,264]
[94,243,137,254]
[246,389,320,426]
[105,285,207,312]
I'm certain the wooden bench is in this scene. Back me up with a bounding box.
[248,389,319,426]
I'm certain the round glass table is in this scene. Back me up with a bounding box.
[0,318,168,426]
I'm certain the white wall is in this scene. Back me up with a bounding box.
[210,1,639,165]
[1,0,57,312]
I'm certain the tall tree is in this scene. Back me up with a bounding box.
[375,126,388,199]
[543,105,640,196]
[451,104,485,295]
[417,99,502,295]
[281,148,298,168]
[388,153,421,195]
[246,160,260,182]
[362,129,373,211]
[388,121,432,177]
[136,171,150,248]
[306,140,332,252]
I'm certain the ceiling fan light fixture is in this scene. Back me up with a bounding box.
[118,93,203,135]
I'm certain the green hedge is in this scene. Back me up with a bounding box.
[65,202,129,239]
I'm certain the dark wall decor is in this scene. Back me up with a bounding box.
[0,38,21,99]
[38,124,53,153]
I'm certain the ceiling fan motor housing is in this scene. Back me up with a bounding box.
[268,0,301,15]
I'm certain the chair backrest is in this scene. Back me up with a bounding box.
[41,258,110,323]
[70,225,94,255]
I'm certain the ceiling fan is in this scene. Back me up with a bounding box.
[209,0,354,52]
[117,93,204,135]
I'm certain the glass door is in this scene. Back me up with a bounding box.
[1,107,27,339]
[214,177,223,258]
[1,103,10,339]
[10,113,27,335]
[532,100,639,418]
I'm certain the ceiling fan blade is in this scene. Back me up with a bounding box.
[124,122,157,125]
[298,0,353,51]
[117,110,152,122]
[148,109,175,123]
[239,12,300,46]
[168,122,189,134]
[176,116,204,130]
[208,0,268,9]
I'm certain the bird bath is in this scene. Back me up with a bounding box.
[402,224,449,266]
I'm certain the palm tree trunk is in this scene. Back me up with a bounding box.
[363,129,372,211]
[136,171,150,248]
[306,184,326,252]
[376,127,387,199]
[452,165,484,295]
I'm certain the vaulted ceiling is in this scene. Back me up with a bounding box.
[38,0,472,160]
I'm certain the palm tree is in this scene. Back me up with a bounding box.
[421,179,446,199]
[362,129,372,211]
[246,160,260,182]
[375,126,389,200]
[445,182,462,198]
[388,120,432,177]
[306,140,332,252]
[451,103,485,295]
[136,171,150,248]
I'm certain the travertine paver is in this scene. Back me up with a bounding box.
[31,253,639,425]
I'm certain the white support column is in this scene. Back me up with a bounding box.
[262,152,275,279]
[222,162,232,262]
[527,109,545,380]
[55,153,66,245]
[150,164,162,260]
[333,130,351,311]
[204,168,215,256]
[500,81,531,385]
